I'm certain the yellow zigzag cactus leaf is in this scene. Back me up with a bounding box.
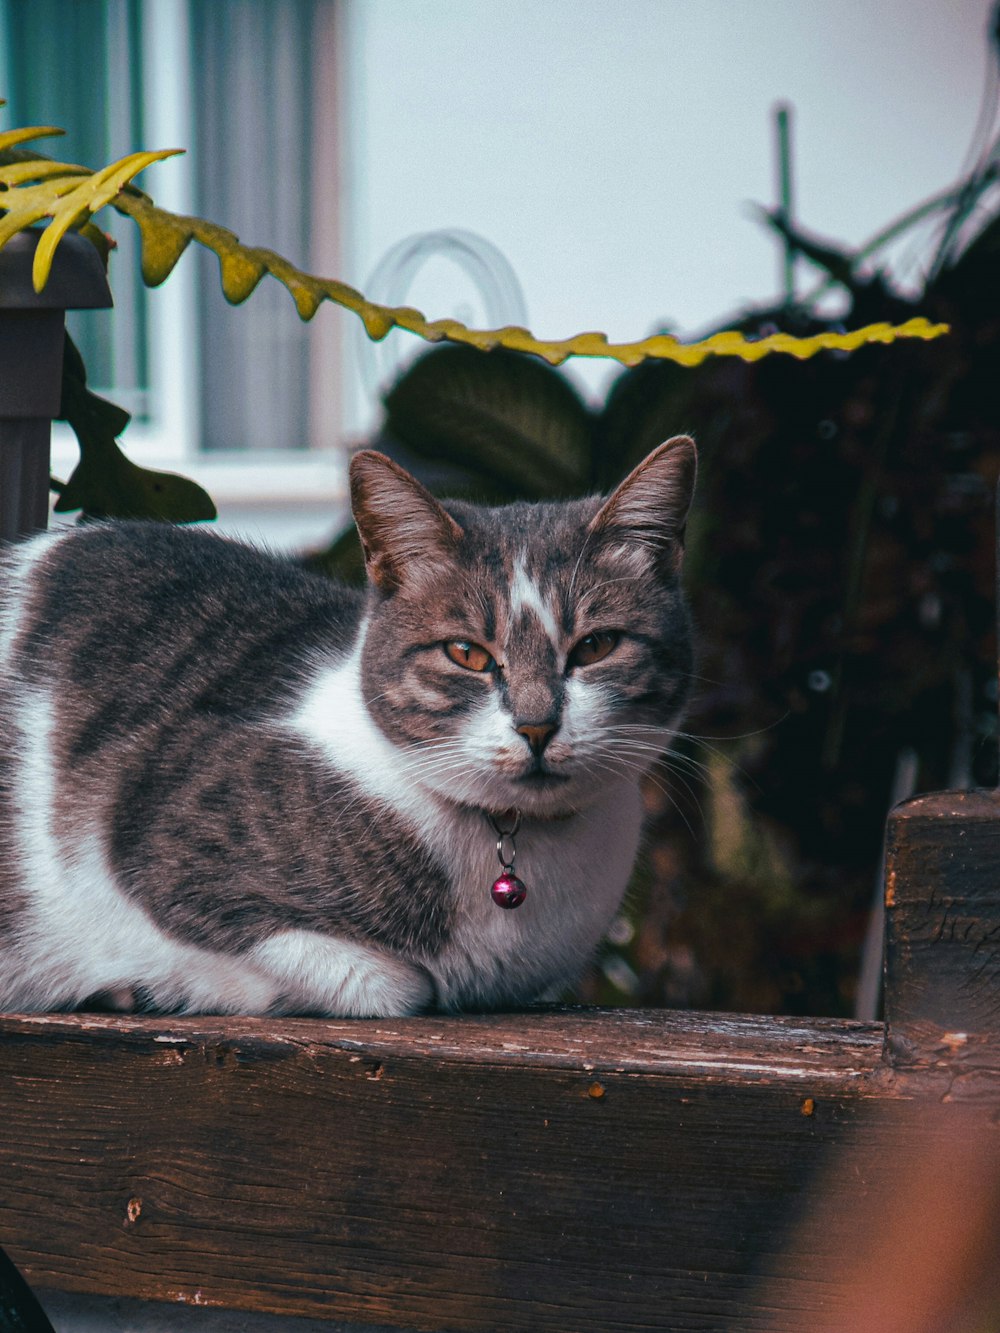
[0,124,181,290]
[0,121,949,367]
[112,193,948,366]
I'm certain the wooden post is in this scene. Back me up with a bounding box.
[882,484,1000,1075]
[884,789,1000,1064]
[0,230,112,542]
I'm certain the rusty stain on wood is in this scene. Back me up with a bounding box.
[940,1032,969,1052]
[885,869,897,907]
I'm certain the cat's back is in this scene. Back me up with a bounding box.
[1,521,361,713]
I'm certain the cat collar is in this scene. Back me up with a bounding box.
[486,808,527,909]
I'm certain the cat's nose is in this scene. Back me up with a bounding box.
[515,721,558,756]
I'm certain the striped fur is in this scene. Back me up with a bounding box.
[0,438,696,1017]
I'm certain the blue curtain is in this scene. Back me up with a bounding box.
[1,0,149,409]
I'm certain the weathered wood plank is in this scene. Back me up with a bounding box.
[0,1005,880,1074]
[0,1007,919,1333]
[35,1288,408,1333]
[884,789,1000,1063]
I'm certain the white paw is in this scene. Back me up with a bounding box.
[249,929,432,1017]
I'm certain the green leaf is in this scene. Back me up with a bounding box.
[54,438,217,523]
[383,345,594,500]
[0,117,181,290]
[115,188,949,365]
[56,334,216,523]
[32,150,181,290]
[0,157,91,185]
[0,124,64,152]
[594,357,698,490]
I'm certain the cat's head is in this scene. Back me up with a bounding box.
[349,438,696,817]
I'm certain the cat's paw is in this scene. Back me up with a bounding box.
[249,928,434,1018]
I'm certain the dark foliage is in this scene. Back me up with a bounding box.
[312,156,1000,1019]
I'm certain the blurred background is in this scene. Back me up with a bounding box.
[3,0,999,1019]
[0,0,992,534]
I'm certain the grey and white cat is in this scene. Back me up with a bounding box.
[0,436,696,1017]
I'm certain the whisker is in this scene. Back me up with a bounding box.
[598,746,707,810]
[593,730,715,774]
[590,753,703,838]
[671,716,790,745]
[606,724,756,783]
[566,527,599,605]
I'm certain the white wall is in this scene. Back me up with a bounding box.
[342,0,997,430]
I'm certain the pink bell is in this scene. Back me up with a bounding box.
[488,810,526,909]
[491,873,527,909]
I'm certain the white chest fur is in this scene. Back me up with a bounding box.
[289,637,645,1010]
[425,791,643,1009]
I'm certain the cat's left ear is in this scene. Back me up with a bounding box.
[350,450,464,593]
[589,435,697,569]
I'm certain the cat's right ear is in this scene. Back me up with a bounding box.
[349,451,464,593]
[588,435,697,570]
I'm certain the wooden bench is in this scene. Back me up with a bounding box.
[2,235,998,1333]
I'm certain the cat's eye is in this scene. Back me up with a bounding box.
[568,631,620,669]
[444,640,496,673]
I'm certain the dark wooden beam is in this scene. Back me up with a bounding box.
[0,1005,989,1333]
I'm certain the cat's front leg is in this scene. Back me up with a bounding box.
[248,928,434,1018]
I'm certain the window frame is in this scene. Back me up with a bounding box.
[36,0,347,515]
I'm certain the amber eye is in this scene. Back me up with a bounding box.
[444,640,496,673]
[568,631,620,669]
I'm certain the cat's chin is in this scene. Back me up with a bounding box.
[511,772,577,809]
[513,791,583,821]
[426,771,600,821]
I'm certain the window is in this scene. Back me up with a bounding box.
[1,0,346,542]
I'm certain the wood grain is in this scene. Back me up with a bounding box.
[885,789,1000,1062]
[0,1006,960,1333]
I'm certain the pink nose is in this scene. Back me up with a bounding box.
[516,722,557,755]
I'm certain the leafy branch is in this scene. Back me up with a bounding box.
[0,117,949,369]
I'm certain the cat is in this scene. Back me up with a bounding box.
[0,436,696,1018]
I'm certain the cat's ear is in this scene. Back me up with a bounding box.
[588,435,697,570]
[349,450,464,592]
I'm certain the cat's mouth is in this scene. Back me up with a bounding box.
[506,766,576,818]
[514,767,571,788]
